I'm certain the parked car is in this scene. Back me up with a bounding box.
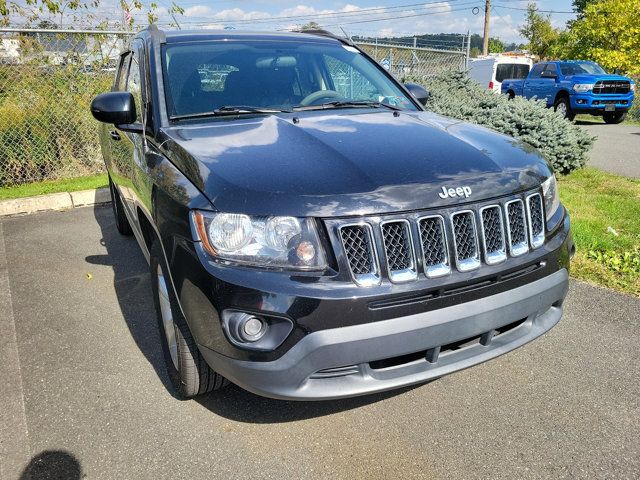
[469,54,533,94]
[501,60,636,123]
[90,26,573,400]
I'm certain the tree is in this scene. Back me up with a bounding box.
[519,3,561,59]
[0,0,183,28]
[488,37,504,53]
[572,0,594,14]
[300,21,321,31]
[564,0,640,75]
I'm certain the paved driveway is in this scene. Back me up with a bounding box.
[579,122,640,178]
[1,206,639,479]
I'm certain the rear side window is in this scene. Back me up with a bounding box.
[495,63,530,82]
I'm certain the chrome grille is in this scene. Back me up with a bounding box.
[335,189,547,286]
[505,200,528,256]
[451,211,480,271]
[418,216,450,278]
[480,205,506,265]
[381,220,416,282]
[593,80,630,95]
[526,193,545,249]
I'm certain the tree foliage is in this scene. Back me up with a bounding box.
[0,0,184,28]
[519,3,560,60]
[563,0,640,75]
[488,37,505,53]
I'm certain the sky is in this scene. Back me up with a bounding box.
[144,0,577,42]
[12,0,578,43]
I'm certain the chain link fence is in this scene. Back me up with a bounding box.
[0,28,468,188]
[0,28,128,187]
[357,39,469,80]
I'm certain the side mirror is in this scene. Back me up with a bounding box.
[90,92,137,125]
[404,83,430,105]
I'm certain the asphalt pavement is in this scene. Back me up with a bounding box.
[579,122,640,178]
[1,206,639,479]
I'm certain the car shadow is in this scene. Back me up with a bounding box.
[88,204,425,423]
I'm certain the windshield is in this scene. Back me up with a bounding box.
[161,40,418,118]
[559,61,607,76]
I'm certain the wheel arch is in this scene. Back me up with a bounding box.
[554,89,570,103]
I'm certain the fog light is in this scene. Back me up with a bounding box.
[221,309,294,351]
[241,316,266,341]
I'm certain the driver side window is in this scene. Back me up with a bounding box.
[322,54,378,101]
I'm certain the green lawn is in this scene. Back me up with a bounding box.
[575,114,640,126]
[559,168,640,296]
[0,174,109,200]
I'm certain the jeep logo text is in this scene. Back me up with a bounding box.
[438,186,472,199]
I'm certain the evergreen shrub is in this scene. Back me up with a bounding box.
[407,71,594,174]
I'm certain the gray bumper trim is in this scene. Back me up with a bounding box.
[199,269,569,400]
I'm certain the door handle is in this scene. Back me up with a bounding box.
[109,130,121,141]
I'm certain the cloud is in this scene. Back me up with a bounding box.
[152,1,530,43]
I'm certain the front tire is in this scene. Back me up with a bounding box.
[108,176,133,236]
[150,241,227,398]
[603,111,627,124]
[554,97,575,121]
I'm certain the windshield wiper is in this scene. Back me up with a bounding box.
[170,105,291,121]
[293,100,401,112]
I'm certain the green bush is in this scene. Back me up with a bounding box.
[406,71,594,174]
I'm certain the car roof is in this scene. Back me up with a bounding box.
[137,26,344,46]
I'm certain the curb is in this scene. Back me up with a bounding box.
[0,188,111,217]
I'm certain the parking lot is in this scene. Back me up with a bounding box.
[580,122,640,178]
[1,205,639,479]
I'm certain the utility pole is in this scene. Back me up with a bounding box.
[482,0,491,56]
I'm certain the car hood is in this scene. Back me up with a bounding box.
[567,74,631,83]
[160,110,552,217]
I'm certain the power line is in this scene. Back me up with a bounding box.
[493,4,574,14]
[323,4,483,27]
[164,0,482,27]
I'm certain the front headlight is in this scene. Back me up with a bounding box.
[573,83,595,93]
[631,82,636,93]
[191,211,327,270]
[541,175,560,221]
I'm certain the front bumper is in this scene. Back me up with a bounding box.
[199,268,569,400]
[571,92,633,112]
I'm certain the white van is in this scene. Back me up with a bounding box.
[469,55,534,93]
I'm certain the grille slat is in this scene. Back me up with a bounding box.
[451,211,480,271]
[381,220,416,282]
[480,205,506,265]
[505,200,529,256]
[418,216,450,278]
[340,224,380,286]
[526,193,545,249]
[593,80,630,95]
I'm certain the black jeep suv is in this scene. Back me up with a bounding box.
[91,26,572,400]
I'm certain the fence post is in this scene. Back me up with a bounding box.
[465,30,471,70]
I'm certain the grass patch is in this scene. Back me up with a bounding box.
[575,114,640,126]
[559,167,640,296]
[0,174,109,200]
